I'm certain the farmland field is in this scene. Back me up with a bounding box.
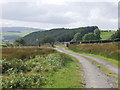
[3,31,34,37]
[100,31,116,40]
[2,31,34,43]
[1,47,84,88]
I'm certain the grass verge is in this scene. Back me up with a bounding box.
[68,47,118,68]
[85,53,118,68]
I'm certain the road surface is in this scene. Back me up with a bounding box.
[55,46,118,88]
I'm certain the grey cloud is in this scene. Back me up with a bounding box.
[2,2,47,20]
[2,2,75,24]
[1,2,118,29]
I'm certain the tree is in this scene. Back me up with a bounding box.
[110,30,120,40]
[82,33,97,41]
[42,36,55,47]
[71,33,82,42]
[94,29,101,40]
[14,38,25,46]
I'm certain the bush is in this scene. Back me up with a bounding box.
[2,52,73,88]
[82,33,97,41]
[111,30,120,40]
[2,73,44,88]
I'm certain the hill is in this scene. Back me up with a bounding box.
[23,26,98,46]
[2,27,44,32]
[1,27,45,43]
[100,31,116,40]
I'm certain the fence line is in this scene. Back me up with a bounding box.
[70,39,120,44]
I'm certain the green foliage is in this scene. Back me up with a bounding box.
[2,53,74,88]
[71,33,82,42]
[94,29,101,40]
[2,73,44,88]
[110,30,120,40]
[82,33,97,41]
[81,29,101,41]
[23,26,98,45]
[94,29,100,35]
[14,38,25,46]
[2,53,71,73]
[82,29,101,41]
[42,36,54,44]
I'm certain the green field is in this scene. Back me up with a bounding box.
[3,31,34,37]
[1,30,34,43]
[100,31,116,40]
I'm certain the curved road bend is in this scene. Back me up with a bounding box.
[55,46,118,88]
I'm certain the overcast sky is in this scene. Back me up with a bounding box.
[0,0,118,30]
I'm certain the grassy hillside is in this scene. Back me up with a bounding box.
[2,27,45,43]
[23,26,98,45]
[68,42,119,61]
[1,47,84,88]
[2,31,34,43]
[3,31,33,37]
[100,31,116,40]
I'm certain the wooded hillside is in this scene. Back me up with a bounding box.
[23,26,98,45]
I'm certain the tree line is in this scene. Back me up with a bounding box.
[18,26,98,46]
[71,29,101,42]
[14,27,120,46]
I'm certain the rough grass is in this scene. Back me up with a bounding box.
[69,42,119,61]
[2,47,57,60]
[101,31,116,40]
[1,47,83,88]
[3,31,33,38]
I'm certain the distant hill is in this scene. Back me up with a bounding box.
[23,26,98,46]
[3,35,21,41]
[2,27,45,32]
[1,27,46,43]
[6,31,21,33]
